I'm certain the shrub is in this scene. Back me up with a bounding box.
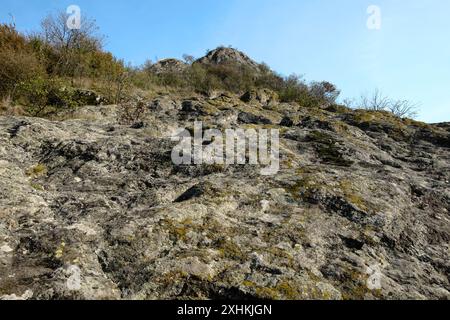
[0,23,26,50]
[309,81,340,105]
[254,64,285,92]
[277,76,340,108]
[0,49,45,99]
[278,75,309,103]
[117,97,148,125]
[387,99,419,118]
[16,77,80,116]
[0,23,45,99]
[185,63,220,93]
[155,71,189,88]
[201,62,256,93]
[128,68,156,91]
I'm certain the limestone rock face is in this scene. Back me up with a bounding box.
[0,93,449,300]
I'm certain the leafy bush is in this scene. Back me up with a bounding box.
[16,78,81,116]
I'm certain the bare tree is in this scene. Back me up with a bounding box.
[182,54,195,65]
[388,99,419,118]
[41,11,102,50]
[142,59,153,72]
[40,11,103,77]
[359,89,419,118]
[8,13,16,27]
[360,89,390,111]
[342,98,355,109]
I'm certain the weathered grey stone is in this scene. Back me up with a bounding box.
[0,93,449,300]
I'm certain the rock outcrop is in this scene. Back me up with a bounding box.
[0,92,449,300]
[149,58,188,74]
[196,47,261,70]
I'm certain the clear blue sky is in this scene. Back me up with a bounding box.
[1,0,449,123]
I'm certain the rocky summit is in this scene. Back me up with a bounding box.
[149,58,188,75]
[0,88,449,300]
[196,47,261,70]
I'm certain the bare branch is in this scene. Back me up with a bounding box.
[359,89,420,119]
[388,100,420,118]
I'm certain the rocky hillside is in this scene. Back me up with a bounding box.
[0,86,449,300]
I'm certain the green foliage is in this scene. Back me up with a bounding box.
[254,64,285,92]
[83,50,126,79]
[17,77,82,116]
